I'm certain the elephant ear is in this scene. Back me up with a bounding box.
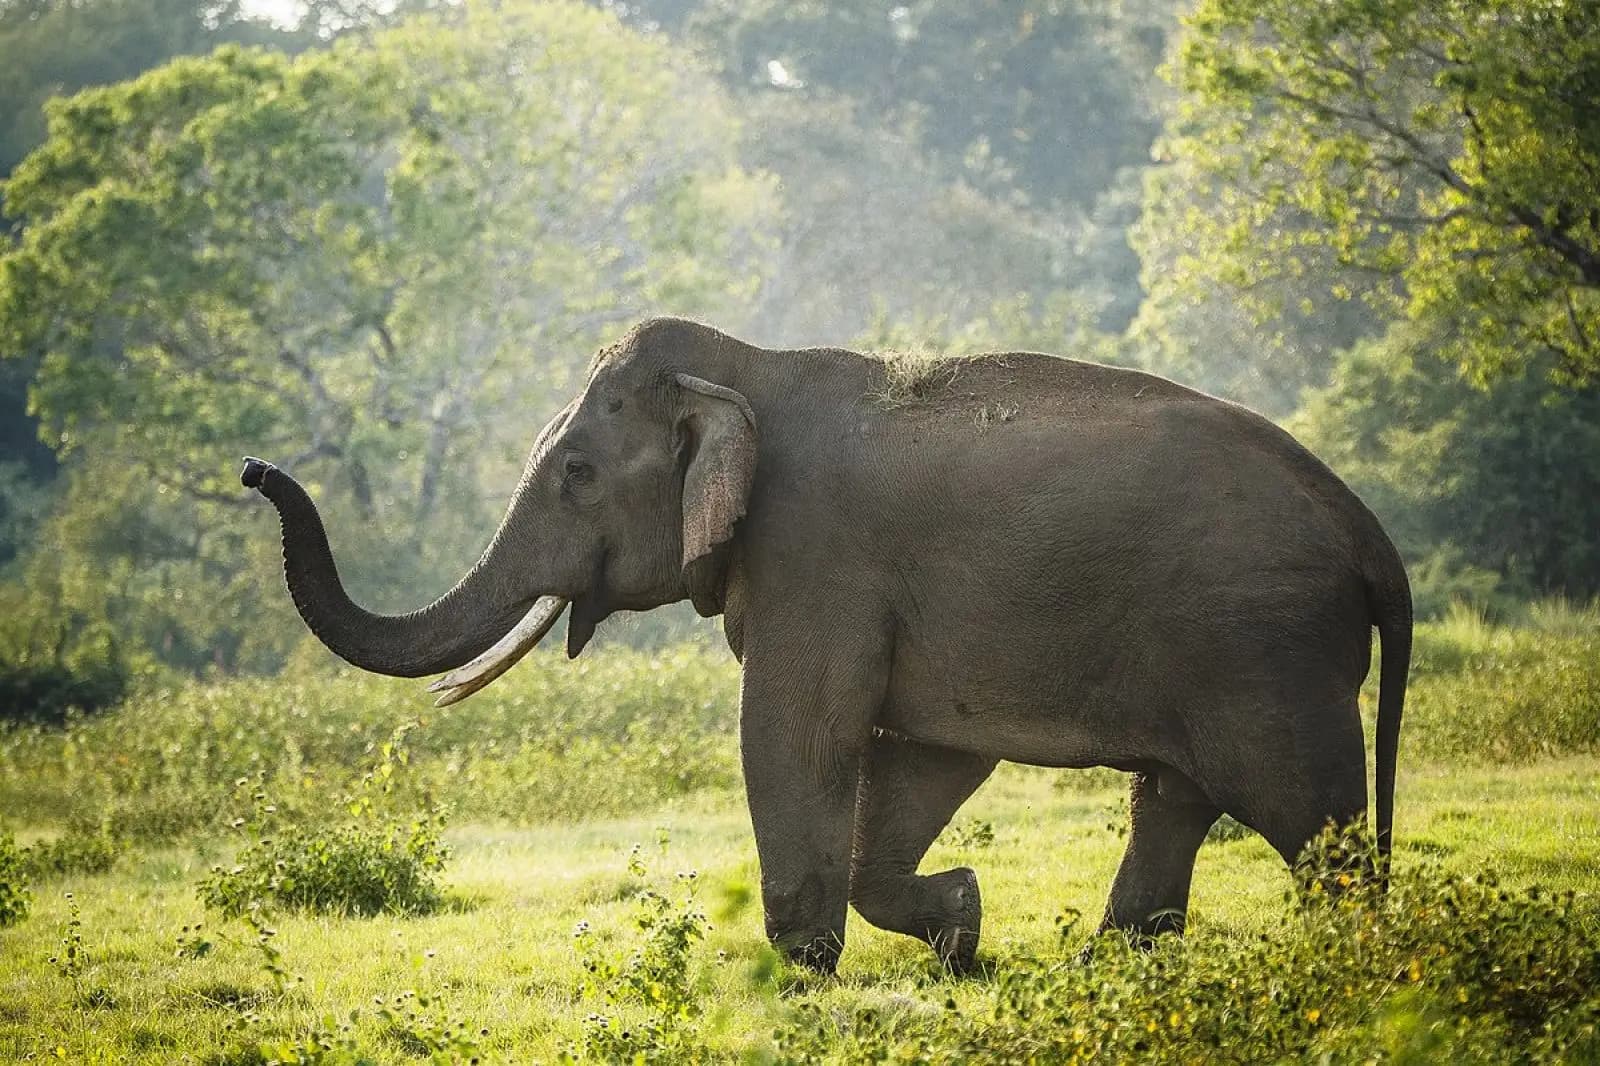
[675,373,757,613]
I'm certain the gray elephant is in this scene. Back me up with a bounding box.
[242,317,1410,974]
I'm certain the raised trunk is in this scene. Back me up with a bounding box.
[242,457,539,677]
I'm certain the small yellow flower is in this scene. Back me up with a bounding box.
[1408,958,1423,982]
[1306,1008,1322,1024]
[1169,1011,1183,1028]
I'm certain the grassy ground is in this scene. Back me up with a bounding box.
[2,607,1599,1061]
[2,756,1598,1062]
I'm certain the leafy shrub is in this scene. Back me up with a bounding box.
[574,850,713,1063]
[1204,814,1250,843]
[200,739,452,919]
[2,610,1597,865]
[0,655,127,725]
[1394,609,1600,761]
[20,828,121,881]
[1406,546,1509,621]
[773,858,1600,1064]
[200,814,450,919]
[943,818,997,849]
[0,830,31,927]
[373,991,488,1062]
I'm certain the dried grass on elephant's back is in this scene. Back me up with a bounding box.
[868,348,982,407]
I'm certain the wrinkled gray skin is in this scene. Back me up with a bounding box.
[244,317,1412,974]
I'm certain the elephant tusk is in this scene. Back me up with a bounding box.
[426,595,569,707]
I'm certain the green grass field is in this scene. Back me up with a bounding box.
[3,608,1599,1063]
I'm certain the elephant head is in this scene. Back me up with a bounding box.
[243,319,757,705]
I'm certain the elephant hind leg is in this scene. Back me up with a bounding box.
[849,732,996,973]
[1097,769,1220,942]
[1234,700,1370,872]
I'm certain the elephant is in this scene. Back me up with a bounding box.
[242,316,1411,975]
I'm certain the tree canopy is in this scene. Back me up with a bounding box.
[0,0,776,671]
[3,0,1600,692]
[1160,0,1600,383]
[1293,324,1600,614]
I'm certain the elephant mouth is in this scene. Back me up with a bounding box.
[426,595,569,706]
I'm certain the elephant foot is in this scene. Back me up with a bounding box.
[851,867,984,974]
[778,930,843,975]
[1079,907,1187,962]
[927,867,982,975]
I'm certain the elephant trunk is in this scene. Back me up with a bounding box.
[242,456,545,678]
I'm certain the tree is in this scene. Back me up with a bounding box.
[1129,145,1380,413]
[1164,0,1600,382]
[1291,323,1600,614]
[685,0,1167,213]
[667,0,1182,344]
[730,93,1088,347]
[0,0,306,177]
[0,0,777,671]
[0,0,315,567]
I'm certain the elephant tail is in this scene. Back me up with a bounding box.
[1368,548,1412,890]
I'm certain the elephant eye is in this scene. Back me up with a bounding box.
[563,456,594,486]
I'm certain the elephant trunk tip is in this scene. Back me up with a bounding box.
[241,456,276,491]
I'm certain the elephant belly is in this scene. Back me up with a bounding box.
[877,627,1149,768]
[874,563,1371,772]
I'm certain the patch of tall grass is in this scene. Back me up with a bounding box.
[0,644,739,842]
[1,603,1595,853]
[1391,601,1600,761]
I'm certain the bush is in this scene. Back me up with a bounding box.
[575,851,714,1064]
[20,828,121,881]
[199,737,451,919]
[1394,607,1600,762]
[200,812,450,919]
[0,830,32,927]
[773,860,1600,1063]
[0,656,127,725]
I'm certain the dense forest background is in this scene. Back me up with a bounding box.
[1,0,1597,709]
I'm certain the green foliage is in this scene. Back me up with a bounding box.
[0,830,31,927]
[372,990,486,1064]
[0,0,778,676]
[1162,0,1600,382]
[0,643,739,843]
[0,0,307,177]
[773,864,1600,1063]
[1292,325,1600,604]
[214,899,486,1065]
[199,743,451,919]
[573,849,714,1064]
[47,891,86,984]
[0,0,319,576]
[942,818,996,850]
[200,814,450,920]
[247,1024,365,1066]
[2,615,1598,877]
[0,653,128,725]
[18,828,121,882]
[1396,605,1600,763]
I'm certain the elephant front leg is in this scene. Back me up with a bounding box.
[849,733,996,973]
[739,667,876,974]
